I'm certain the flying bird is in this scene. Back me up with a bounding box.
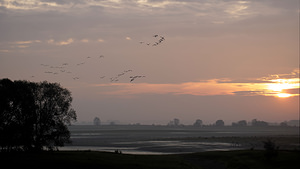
[130,75,146,82]
[77,62,85,66]
[139,34,166,47]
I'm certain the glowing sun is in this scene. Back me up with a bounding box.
[276,93,292,98]
[267,79,298,98]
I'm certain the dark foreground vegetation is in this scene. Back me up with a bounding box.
[0,78,76,152]
[1,150,299,169]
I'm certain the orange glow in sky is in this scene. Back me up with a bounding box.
[0,0,298,124]
[93,70,299,98]
[266,78,299,98]
[276,93,292,98]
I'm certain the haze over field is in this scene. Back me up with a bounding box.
[0,0,299,125]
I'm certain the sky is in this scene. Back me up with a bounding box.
[0,0,299,125]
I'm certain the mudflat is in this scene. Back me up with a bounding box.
[65,125,299,154]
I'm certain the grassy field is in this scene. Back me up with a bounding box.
[1,150,299,169]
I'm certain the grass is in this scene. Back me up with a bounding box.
[1,150,299,169]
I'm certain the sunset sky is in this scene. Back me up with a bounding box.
[0,0,299,125]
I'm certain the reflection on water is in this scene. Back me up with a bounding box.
[64,125,299,154]
[62,141,239,154]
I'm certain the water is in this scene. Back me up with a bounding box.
[63,125,299,154]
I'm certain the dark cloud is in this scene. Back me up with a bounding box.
[282,88,299,94]
[232,91,264,96]
[39,0,81,5]
[216,79,268,84]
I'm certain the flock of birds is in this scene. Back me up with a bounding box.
[40,56,145,83]
[139,35,165,47]
[35,35,165,83]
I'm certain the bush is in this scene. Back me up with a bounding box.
[263,139,279,160]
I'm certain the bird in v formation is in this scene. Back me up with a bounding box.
[38,34,164,82]
[40,53,145,83]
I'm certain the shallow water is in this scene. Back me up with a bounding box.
[64,125,299,154]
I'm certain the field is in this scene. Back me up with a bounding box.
[1,150,300,169]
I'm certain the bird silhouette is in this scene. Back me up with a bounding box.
[129,75,145,82]
[138,34,165,47]
[77,62,85,66]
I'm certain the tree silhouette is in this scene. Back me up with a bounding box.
[168,118,180,126]
[193,119,203,127]
[232,120,247,127]
[263,138,279,160]
[93,117,101,125]
[215,120,225,127]
[251,119,268,127]
[174,118,180,126]
[0,79,76,152]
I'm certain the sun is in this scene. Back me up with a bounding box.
[266,79,299,98]
[276,93,292,98]
[267,80,295,92]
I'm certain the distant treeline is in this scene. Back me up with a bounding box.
[88,117,299,127]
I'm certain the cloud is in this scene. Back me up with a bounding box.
[3,40,42,49]
[58,38,74,45]
[137,0,187,8]
[0,49,9,53]
[47,38,74,46]
[0,0,64,11]
[97,38,105,43]
[232,91,264,96]
[265,69,299,80]
[13,40,41,44]
[282,88,299,95]
[92,80,254,96]
[0,0,284,24]
[125,37,131,40]
[92,69,299,98]
[17,45,29,48]
[81,39,89,43]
